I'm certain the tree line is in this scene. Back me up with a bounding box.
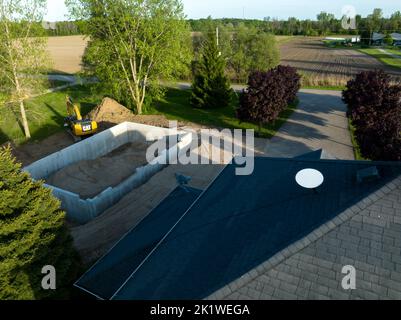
[189,9,401,37]
[44,8,401,38]
[42,20,85,36]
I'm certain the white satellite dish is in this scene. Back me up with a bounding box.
[296,169,324,189]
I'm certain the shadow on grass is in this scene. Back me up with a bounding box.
[150,88,299,139]
[0,127,11,145]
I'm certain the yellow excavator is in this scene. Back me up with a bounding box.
[64,96,98,142]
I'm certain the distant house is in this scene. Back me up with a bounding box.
[75,150,401,300]
[391,33,401,47]
[371,32,384,46]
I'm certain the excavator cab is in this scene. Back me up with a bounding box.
[65,96,98,141]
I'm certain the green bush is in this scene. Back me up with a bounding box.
[237,65,301,129]
[384,34,394,46]
[0,147,79,300]
[342,70,401,161]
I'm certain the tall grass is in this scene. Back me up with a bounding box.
[299,72,348,89]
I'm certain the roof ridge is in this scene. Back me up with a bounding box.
[207,174,401,300]
[253,156,401,166]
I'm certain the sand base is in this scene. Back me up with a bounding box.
[46,142,152,199]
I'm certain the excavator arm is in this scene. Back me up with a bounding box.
[66,96,83,121]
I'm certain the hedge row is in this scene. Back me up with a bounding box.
[237,65,301,127]
[342,70,401,161]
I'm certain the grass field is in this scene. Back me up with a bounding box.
[387,48,401,56]
[359,48,401,69]
[0,84,101,145]
[148,88,298,139]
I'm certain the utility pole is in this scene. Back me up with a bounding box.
[216,27,221,57]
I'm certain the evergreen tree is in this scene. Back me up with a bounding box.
[191,32,232,109]
[0,147,79,300]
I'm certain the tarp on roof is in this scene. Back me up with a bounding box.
[76,158,401,300]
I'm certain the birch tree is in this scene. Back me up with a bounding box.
[0,0,50,139]
[66,0,192,114]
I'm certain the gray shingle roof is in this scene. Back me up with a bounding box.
[209,175,401,300]
[75,152,401,300]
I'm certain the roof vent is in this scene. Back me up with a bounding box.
[357,167,380,184]
[296,169,324,190]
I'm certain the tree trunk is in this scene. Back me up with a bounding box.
[19,101,31,139]
[136,100,143,115]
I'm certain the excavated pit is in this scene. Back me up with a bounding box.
[24,119,193,225]
[46,142,154,199]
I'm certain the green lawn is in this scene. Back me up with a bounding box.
[1,85,298,145]
[0,84,101,145]
[301,85,346,91]
[386,48,401,57]
[359,48,401,69]
[348,119,367,161]
[147,88,298,139]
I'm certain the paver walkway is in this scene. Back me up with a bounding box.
[264,89,355,160]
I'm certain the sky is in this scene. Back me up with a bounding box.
[46,0,400,22]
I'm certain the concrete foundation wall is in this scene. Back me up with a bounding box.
[24,122,192,224]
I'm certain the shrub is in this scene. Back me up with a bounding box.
[237,65,301,128]
[276,65,302,104]
[0,147,80,299]
[384,34,394,46]
[342,70,401,161]
[190,32,233,109]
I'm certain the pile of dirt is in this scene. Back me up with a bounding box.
[46,141,154,199]
[89,98,137,125]
[88,97,172,129]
